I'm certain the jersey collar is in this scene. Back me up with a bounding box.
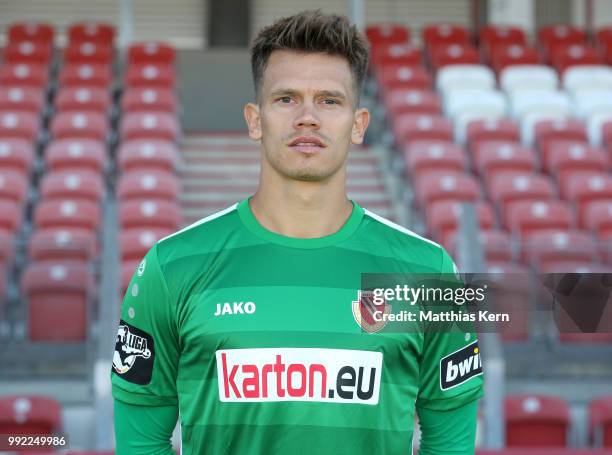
[237,196,364,249]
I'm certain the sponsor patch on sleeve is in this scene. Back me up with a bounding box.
[112,320,155,385]
[439,340,483,391]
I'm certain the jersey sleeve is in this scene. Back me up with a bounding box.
[111,243,180,406]
[417,399,478,454]
[415,247,484,412]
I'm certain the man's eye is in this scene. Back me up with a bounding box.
[323,99,338,105]
[279,96,292,103]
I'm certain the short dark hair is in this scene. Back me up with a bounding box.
[250,10,370,105]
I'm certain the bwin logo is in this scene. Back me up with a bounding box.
[439,340,483,391]
[214,301,256,317]
[113,325,151,374]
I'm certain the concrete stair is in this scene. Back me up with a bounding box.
[179,133,401,226]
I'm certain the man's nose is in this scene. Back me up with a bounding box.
[294,102,321,129]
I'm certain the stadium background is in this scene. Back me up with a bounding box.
[1,0,612,453]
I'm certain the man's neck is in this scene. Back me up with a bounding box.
[249,175,353,239]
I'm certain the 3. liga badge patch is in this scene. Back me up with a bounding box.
[112,320,155,385]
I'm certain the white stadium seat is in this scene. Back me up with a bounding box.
[444,89,507,119]
[436,64,496,94]
[572,90,612,118]
[586,112,612,147]
[562,65,612,93]
[510,89,572,120]
[520,112,569,146]
[500,65,558,93]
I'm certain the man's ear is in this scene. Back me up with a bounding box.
[351,107,370,145]
[244,102,262,141]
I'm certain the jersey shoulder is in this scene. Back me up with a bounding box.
[155,202,241,265]
[360,208,451,273]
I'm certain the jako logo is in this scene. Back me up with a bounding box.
[216,348,383,405]
[439,340,483,391]
[214,301,256,316]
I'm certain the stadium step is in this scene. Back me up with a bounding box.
[179,133,400,225]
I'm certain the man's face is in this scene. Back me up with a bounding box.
[244,50,369,182]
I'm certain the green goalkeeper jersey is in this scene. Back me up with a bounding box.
[111,197,484,454]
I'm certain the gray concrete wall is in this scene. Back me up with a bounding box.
[177,49,255,133]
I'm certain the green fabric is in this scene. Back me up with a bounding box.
[417,399,479,454]
[114,399,178,455]
[111,198,484,454]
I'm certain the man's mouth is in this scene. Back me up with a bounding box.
[288,136,326,153]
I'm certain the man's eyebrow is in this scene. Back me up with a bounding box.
[268,89,348,100]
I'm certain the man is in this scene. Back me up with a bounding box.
[112,10,483,454]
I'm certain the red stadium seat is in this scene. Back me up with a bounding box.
[384,89,441,117]
[7,23,54,45]
[59,64,112,89]
[0,138,35,175]
[40,170,105,203]
[534,119,587,156]
[119,199,181,230]
[404,140,466,176]
[597,26,612,52]
[551,44,602,73]
[22,260,93,341]
[487,172,557,212]
[50,111,109,141]
[474,143,538,188]
[431,44,479,70]
[480,25,527,57]
[121,87,178,114]
[506,395,570,447]
[520,229,597,268]
[584,200,612,235]
[466,119,521,150]
[0,63,48,88]
[376,65,431,92]
[370,44,422,68]
[414,171,481,207]
[63,42,112,65]
[120,227,173,262]
[505,200,574,235]
[0,87,45,114]
[34,199,101,232]
[117,171,180,201]
[45,139,107,174]
[540,260,611,273]
[67,22,114,47]
[426,199,495,241]
[128,41,176,66]
[422,24,470,54]
[3,41,52,65]
[446,229,513,263]
[125,64,176,89]
[29,228,97,262]
[55,87,110,114]
[0,230,15,265]
[117,139,179,173]
[491,44,541,73]
[0,170,28,204]
[0,200,23,233]
[366,24,410,47]
[590,396,612,447]
[0,395,61,435]
[543,142,607,186]
[562,172,612,215]
[120,112,179,142]
[392,114,453,146]
[0,111,39,142]
[0,164,29,208]
[539,25,587,60]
